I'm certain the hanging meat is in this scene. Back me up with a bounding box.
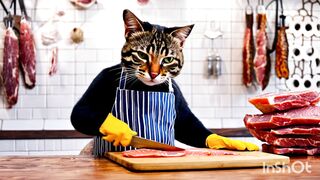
[242,8,255,87]
[2,26,19,108]
[19,18,36,88]
[49,47,58,75]
[40,11,64,75]
[41,11,64,45]
[253,13,271,90]
[275,15,289,79]
[70,0,96,9]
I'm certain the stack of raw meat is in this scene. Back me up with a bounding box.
[244,90,320,155]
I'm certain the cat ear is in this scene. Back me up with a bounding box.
[123,9,144,38]
[167,24,194,47]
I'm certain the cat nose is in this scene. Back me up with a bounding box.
[150,72,158,79]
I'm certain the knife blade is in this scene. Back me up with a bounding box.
[129,136,185,151]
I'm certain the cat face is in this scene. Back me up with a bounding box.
[121,9,193,86]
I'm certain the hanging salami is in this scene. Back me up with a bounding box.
[275,3,289,80]
[275,26,289,79]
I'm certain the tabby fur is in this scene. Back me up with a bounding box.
[121,9,194,86]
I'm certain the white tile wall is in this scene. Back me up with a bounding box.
[0,139,91,156]
[0,0,318,155]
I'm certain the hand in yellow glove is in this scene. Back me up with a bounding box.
[206,134,259,151]
[99,113,137,147]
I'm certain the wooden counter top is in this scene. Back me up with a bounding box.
[0,155,319,179]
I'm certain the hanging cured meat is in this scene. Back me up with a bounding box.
[242,9,255,87]
[253,13,271,90]
[275,15,289,79]
[49,47,58,75]
[40,11,64,76]
[2,27,19,108]
[19,18,36,88]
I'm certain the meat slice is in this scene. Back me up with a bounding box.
[271,126,320,135]
[248,90,320,113]
[2,27,19,108]
[49,47,58,75]
[262,144,320,155]
[122,149,186,158]
[19,18,36,88]
[184,148,237,156]
[248,129,320,147]
[122,148,237,158]
[244,106,320,129]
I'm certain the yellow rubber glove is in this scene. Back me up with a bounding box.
[206,134,259,151]
[99,113,137,147]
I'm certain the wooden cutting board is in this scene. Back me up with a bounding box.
[105,151,290,171]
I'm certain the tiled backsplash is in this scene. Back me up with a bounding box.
[0,0,318,155]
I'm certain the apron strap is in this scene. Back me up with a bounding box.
[168,78,174,92]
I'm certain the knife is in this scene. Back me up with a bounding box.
[129,136,185,151]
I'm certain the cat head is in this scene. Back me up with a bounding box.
[121,9,193,86]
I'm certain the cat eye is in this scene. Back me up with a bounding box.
[136,51,149,60]
[162,57,174,64]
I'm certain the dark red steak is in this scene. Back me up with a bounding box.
[248,90,320,113]
[248,129,320,147]
[270,126,320,135]
[2,27,19,108]
[244,106,320,129]
[262,144,320,155]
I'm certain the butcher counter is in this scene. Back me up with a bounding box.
[0,155,319,179]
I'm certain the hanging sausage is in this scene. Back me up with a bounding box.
[275,22,289,79]
[275,0,289,79]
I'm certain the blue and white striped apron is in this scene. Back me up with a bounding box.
[93,70,176,156]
